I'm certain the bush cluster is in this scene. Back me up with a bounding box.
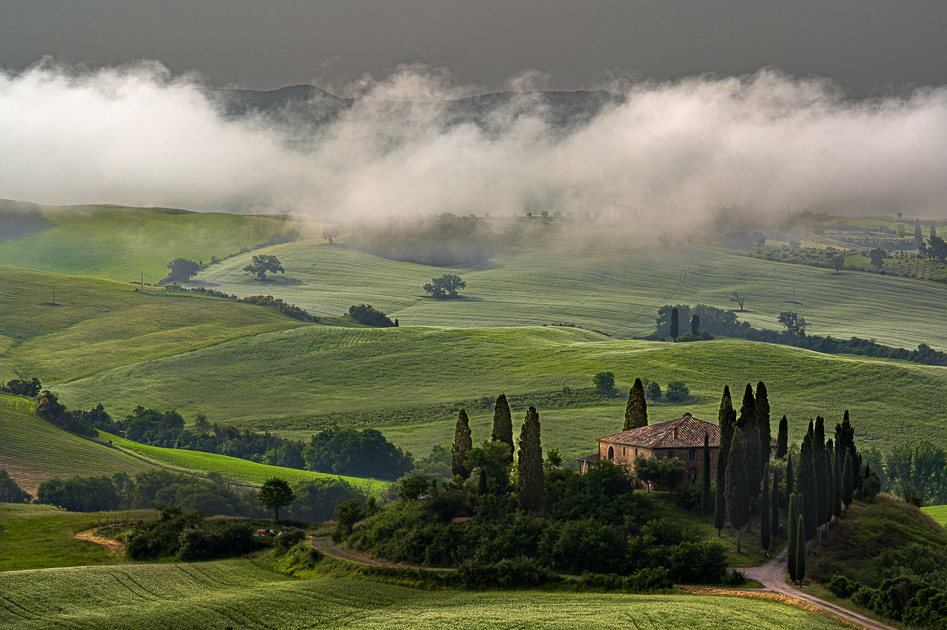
[347,304,396,327]
[126,505,264,561]
[239,295,320,322]
[828,574,947,627]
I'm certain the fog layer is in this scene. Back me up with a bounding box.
[1,61,946,218]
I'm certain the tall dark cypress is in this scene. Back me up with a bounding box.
[451,409,473,479]
[796,513,807,584]
[738,384,761,507]
[787,493,798,582]
[798,429,817,540]
[714,470,726,537]
[492,394,514,464]
[516,406,544,513]
[825,440,836,527]
[717,386,736,478]
[725,426,751,553]
[835,410,862,493]
[760,462,771,553]
[478,469,488,495]
[701,433,713,523]
[670,307,680,339]
[624,378,648,430]
[756,381,772,473]
[775,415,789,459]
[842,451,854,508]
[770,470,780,539]
[813,416,827,538]
[786,452,794,501]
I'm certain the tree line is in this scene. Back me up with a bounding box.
[651,303,947,367]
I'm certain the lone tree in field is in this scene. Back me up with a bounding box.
[322,226,340,244]
[451,409,473,479]
[258,477,296,521]
[729,292,747,311]
[670,307,680,339]
[165,258,200,283]
[423,273,466,299]
[517,406,544,512]
[244,254,284,281]
[624,378,648,430]
[491,395,514,464]
[593,371,616,396]
[830,254,845,275]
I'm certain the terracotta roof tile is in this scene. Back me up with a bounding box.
[598,413,720,449]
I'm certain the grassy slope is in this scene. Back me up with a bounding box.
[0,205,307,281]
[921,505,947,526]
[0,560,849,630]
[192,225,947,350]
[55,328,947,460]
[103,432,390,491]
[0,267,307,382]
[0,504,154,572]
[0,395,154,495]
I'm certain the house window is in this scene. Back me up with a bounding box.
[623,447,626,457]
[689,449,697,461]
[608,446,614,460]
[635,449,639,458]
[668,450,674,458]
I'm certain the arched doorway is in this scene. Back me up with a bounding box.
[608,446,614,460]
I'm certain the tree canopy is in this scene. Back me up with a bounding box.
[257,477,296,521]
[165,258,200,283]
[423,273,466,299]
[243,254,284,281]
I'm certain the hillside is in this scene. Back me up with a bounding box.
[0,204,312,281]
[0,395,154,495]
[53,328,947,460]
[0,267,308,382]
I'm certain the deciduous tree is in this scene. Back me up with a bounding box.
[258,477,296,521]
[423,273,466,299]
[243,254,284,281]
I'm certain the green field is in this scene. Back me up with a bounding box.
[0,205,310,281]
[188,225,947,351]
[103,432,390,491]
[0,395,154,495]
[0,504,154,572]
[55,326,947,460]
[921,505,947,526]
[0,267,307,382]
[0,560,849,629]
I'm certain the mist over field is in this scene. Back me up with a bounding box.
[1,60,946,219]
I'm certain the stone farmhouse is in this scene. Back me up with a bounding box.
[578,413,721,486]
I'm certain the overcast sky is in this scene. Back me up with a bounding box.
[2,0,946,95]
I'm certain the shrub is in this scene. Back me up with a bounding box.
[665,381,690,402]
[178,521,260,560]
[828,574,861,599]
[347,304,396,327]
[275,527,307,551]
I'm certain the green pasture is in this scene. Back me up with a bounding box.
[921,505,947,526]
[54,328,947,460]
[103,432,390,491]
[0,205,308,281]
[190,223,947,350]
[0,504,154,572]
[0,561,850,629]
[0,267,306,382]
[0,395,154,496]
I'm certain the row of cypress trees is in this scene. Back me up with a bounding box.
[449,394,546,512]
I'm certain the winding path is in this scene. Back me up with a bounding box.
[740,548,896,630]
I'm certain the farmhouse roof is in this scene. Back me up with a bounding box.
[598,413,720,449]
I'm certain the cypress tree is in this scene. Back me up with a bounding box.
[478,469,488,495]
[798,430,817,540]
[813,416,827,540]
[832,442,843,521]
[714,470,726,537]
[796,514,807,585]
[775,415,789,459]
[725,426,751,553]
[738,384,761,508]
[787,493,798,582]
[670,307,679,339]
[786,452,794,501]
[451,409,473,479]
[691,314,700,336]
[756,381,772,473]
[516,406,545,513]
[760,463,771,554]
[835,410,862,494]
[624,378,648,430]
[770,471,780,540]
[842,451,854,508]
[492,394,514,464]
[701,433,713,523]
[825,439,836,527]
[717,386,736,479]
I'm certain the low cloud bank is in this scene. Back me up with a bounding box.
[1,60,946,219]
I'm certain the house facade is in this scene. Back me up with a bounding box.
[578,413,721,485]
